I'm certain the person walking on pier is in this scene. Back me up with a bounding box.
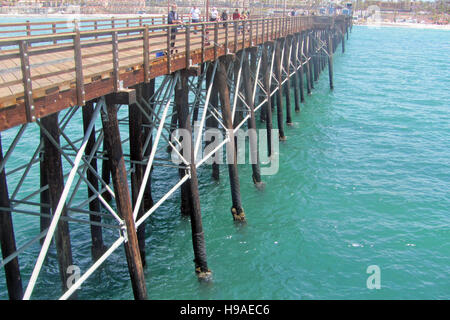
[221,9,228,27]
[232,9,241,34]
[168,4,181,54]
[190,5,201,34]
[210,7,219,22]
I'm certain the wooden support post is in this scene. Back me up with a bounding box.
[232,51,243,129]
[283,38,293,125]
[128,85,147,266]
[274,40,286,141]
[175,80,193,216]
[319,32,324,73]
[101,146,112,203]
[262,44,273,157]
[176,72,211,279]
[101,96,148,300]
[298,34,305,103]
[328,30,334,90]
[292,36,300,113]
[82,101,106,261]
[41,113,76,297]
[205,64,220,181]
[191,63,204,126]
[0,135,23,300]
[342,28,345,53]
[243,50,263,188]
[141,80,155,214]
[214,57,245,222]
[167,102,178,153]
[307,34,314,90]
[313,32,319,82]
[40,129,50,245]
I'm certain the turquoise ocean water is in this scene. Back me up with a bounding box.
[0,24,449,299]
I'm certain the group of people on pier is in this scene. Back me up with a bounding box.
[167,4,253,51]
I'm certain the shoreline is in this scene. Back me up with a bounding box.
[356,22,450,30]
[0,13,161,19]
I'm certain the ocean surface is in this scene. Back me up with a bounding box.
[0,24,449,300]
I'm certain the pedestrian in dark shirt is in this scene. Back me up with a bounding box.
[221,10,228,28]
[168,4,181,54]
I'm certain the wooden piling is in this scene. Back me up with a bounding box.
[242,50,263,188]
[262,43,273,157]
[82,101,106,261]
[283,37,293,125]
[298,33,305,102]
[292,35,301,113]
[40,129,50,245]
[101,95,148,300]
[176,72,211,279]
[101,147,112,203]
[128,85,147,266]
[0,135,23,300]
[215,57,245,222]
[274,40,286,141]
[205,64,220,181]
[41,113,76,297]
[328,30,334,90]
[175,77,193,217]
[313,32,319,82]
[306,34,314,92]
[141,80,155,214]
[232,51,244,130]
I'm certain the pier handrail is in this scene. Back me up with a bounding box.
[0,15,186,39]
[0,15,346,132]
[0,14,273,39]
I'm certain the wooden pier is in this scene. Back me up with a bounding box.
[0,14,351,300]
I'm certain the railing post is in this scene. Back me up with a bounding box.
[225,21,229,54]
[143,25,150,83]
[249,19,253,46]
[234,20,238,53]
[262,18,265,43]
[185,24,191,68]
[19,40,35,123]
[201,23,206,63]
[214,22,219,60]
[52,23,57,44]
[167,26,172,73]
[271,18,274,41]
[26,20,31,37]
[74,21,85,106]
[255,18,259,45]
[112,31,120,91]
[242,20,245,50]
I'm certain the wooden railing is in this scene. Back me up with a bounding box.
[0,15,344,131]
[0,14,270,39]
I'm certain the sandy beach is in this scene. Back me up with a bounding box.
[357,22,450,30]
